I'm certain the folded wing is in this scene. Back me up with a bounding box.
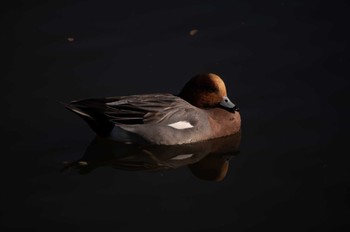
[65,94,200,136]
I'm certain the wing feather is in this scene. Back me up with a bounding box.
[70,94,198,126]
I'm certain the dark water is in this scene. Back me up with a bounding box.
[2,0,350,231]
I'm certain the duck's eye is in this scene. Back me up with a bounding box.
[205,86,217,93]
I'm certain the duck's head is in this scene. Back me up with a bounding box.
[179,73,238,112]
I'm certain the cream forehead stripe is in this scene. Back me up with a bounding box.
[167,121,194,129]
[215,78,227,95]
[206,74,227,96]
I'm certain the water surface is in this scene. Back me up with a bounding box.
[2,0,349,231]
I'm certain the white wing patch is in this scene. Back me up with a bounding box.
[167,121,194,130]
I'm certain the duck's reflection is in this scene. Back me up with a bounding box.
[63,131,241,181]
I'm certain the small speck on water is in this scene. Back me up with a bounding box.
[189,29,199,36]
[78,161,88,166]
[67,37,75,42]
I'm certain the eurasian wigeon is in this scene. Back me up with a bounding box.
[65,73,241,145]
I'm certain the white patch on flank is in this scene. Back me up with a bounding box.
[171,154,194,160]
[167,121,194,130]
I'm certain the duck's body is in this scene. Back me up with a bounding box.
[65,73,241,145]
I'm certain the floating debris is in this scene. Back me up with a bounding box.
[67,37,75,42]
[189,29,199,36]
[78,161,88,166]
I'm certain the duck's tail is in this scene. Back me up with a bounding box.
[63,101,114,136]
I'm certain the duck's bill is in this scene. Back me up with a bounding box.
[220,96,239,112]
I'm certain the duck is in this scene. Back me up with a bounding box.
[64,73,241,145]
